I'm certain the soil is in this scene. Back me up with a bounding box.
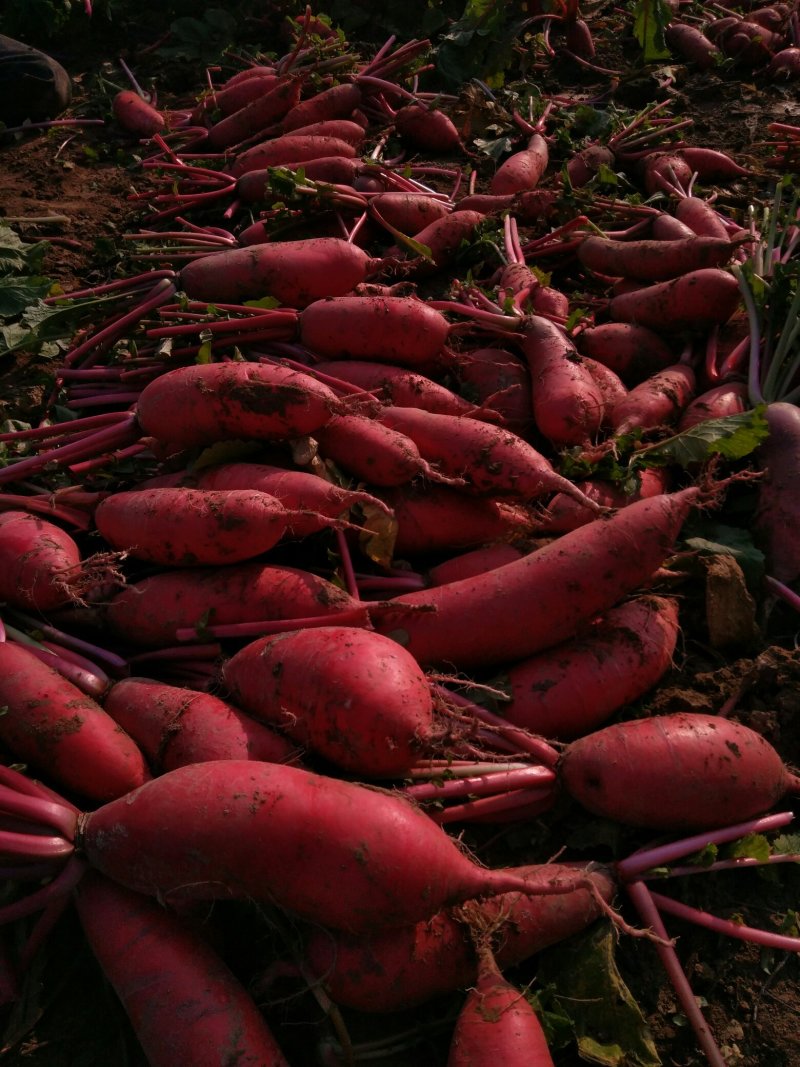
[1,4,800,1067]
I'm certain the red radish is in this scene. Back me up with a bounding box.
[0,642,149,802]
[678,147,750,181]
[559,712,800,830]
[753,401,800,583]
[608,363,696,435]
[276,118,368,146]
[314,412,462,487]
[768,47,800,78]
[0,511,84,612]
[608,269,741,331]
[454,190,558,221]
[312,359,481,417]
[103,677,299,771]
[143,462,391,538]
[222,627,436,775]
[105,562,368,647]
[494,596,680,739]
[296,294,452,367]
[427,543,526,586]
[134,362,341,450]
[300,862,615,1011]
[280,81,363,132]
[453,347,534,435]
[638,151,693,196]
[393,104,462,152]
[536,466,669,534]
[402,210,486,274]
[518,315,605,446]
[177,237,381,307]
[75,873,290,1067]
[490,134,549,195]
[112,90,165,137]
[582,356,628,419]
[369,486,703,669]
[191,73,280,122]
[651,213,699,241]
[94,487,316,566]
[575,322,676,383]
[665,22,722,68]
[447,939,555,1066]
[201,75,303,150]
[236,157,365,198]
[675,197,732,240]
[677,381,749,430]
[376,406,604,505]
[368,191,452,233]
[577,235,739,282]
[71,760,602,932]
[375,484,535,556]
[565,144,616,188]
[229,134,358,177]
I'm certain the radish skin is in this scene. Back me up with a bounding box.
[559,712,800,830]
[370,487,702,669]
[76,873,290,1067]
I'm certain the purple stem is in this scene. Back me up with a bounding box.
[336,530,360,600]
[0,784,77,839]
[6,612,127,670]
[650,889,800,953]
[0,855,83,926]
[0,417,139,486]
[8,641,109,699]
[66,392,141,410]
[616,811,795,881]
[0,829,73,862]
[433,685,560,767]
[355,574,428,594]
[765,575,800,614]
[625,880,727,1067]
[402,764,556,802]
[644,854,800,879]
[175,607,369,642]
[432,786,555,824]
[44,270,174,304]
[0,411,128,443]
[67,440,150,476]
[127,643,222,664]
[66,277,177,368]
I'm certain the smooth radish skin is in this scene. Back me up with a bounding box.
[609,268,742,331]
[0,642,150,802]
[427,544,526,587]
[312,359,481,417]
[376,406,604,506]
[105,562,368,647]
[177,237,381,307]
[607,363,696,436]
[296,295,452,367]
[559,712,800,830]
[143,462,392,539]
[393,104,462,152]
[577,235,739,282]
[665,22,722,69]
[582,356,628,421]
[191,73,280,121]
[453,347,534,436]
[753,401,800,583]
[222,627,436,776]
[229,134,358,177]
[447,942,555,1067]
[404,210,485,274]
[276,118,368,147]
[134,362,341,450]
[280,81,363,132]
[0,511,83,612]
[94,487,316,566]
[314,413,462,487]
[575,322,676,384]
[490,134,549,195]
[370,486,703,669]
[201,75,303,150]
[368,191,452,234]
[72,760,600,932]
[375,484,535,556]
[494,596,680,740]
[103,677,299,772]
[112,90,165,137]
[536,467,669,534]
[675,198,732,240]
[677,381,749,431]
[300,862,614,1012]
[75,874,290,1067]
[518,315,605,446]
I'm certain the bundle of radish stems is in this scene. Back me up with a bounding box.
[1,6,799,1065]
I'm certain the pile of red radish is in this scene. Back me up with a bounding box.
[2,4,800,1065]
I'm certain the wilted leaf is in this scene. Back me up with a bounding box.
[358,504,398,568]
[538,922,662,1067]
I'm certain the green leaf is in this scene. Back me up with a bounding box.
[682,522,765,591]
[772,833,800,856]
[537,923,662,1066]
[632,406,770,467]
[0,275,54,318]
[631,0,672,61]
[725,832,772,863]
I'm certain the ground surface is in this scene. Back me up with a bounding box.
[1,3,800,1066]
